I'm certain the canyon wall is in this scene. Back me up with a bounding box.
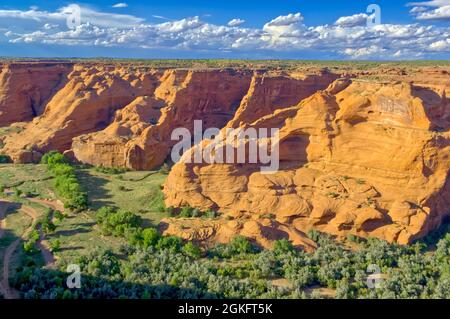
[0,62,73,126]
[163,78,450,246]
[0,61,449,247]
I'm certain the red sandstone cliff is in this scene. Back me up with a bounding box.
[1,61,449,248]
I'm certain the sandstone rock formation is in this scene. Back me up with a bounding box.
[1,60,449,247]
[2,64,163,162]
[163,78,450,245]
[0,62,72,126]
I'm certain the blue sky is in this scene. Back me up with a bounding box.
[0,0,449,59]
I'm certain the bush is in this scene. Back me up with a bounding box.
[156,236,183,253]
[42,152,88,212]
[95,166,127,175]
[229,236,254,255]
[95,207,141,237]
[141,228,161,248]
[273,239,294,254]
[178,206,204,218]
[41,151,68,168]
[182,242,202,259]
[49,239,61,252]
[0,154,12,163]
[204,210,219,219]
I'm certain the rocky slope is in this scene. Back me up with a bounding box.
[1,61,449,247]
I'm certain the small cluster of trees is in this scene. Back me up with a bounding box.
[94,206,201,257]
[173,206,219,219]
[23,208,64,254]
[0,154,11,163]
[41,151,88,212]
[94,166,127,175]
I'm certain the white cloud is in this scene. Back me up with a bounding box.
[0,5,448,60]
[408,0,450,20]
[335,13,373,27]
[343,45,386,59]
[430,39,450,50]
[112,3,128,8]
[415,5,450,19]
[408,0,450,7]
[228,18,245,27]
[262,13,305,44]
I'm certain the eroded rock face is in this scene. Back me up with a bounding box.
[2,65,163,162]
[0,62,73,126]
[163,79,450,245]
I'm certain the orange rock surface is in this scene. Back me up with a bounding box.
[0,62,72,126]
[163,77,450,246]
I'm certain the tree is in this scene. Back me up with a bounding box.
[182,242,201,259]
[141,228,160,248]
[230,236,254,255]
[156,236,183,253]
[273,238,294,255]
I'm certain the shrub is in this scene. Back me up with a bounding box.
[182,242,202,259]
[41,151,68,168]
[229,236,254,255]
[179,206,194,218]
[273,238,294,254]
[49,239,61,252]
[0,154,12,163]
[203,210,219,219]
[95,207,141,237]
[42,152,88,212]
[95,166,127,175]
[178,206,203,218]
[141,228,161,248]
[156,236,183,253]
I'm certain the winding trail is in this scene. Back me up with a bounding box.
[0,200,10,298]
[0,197,63,299]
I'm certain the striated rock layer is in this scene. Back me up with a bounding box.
[1,64,338,167]
[163,78,450,246]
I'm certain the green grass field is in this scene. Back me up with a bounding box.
[76,168,168,226]
[0,163,169,264]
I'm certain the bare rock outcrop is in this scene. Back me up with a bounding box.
[2,65,163,162]
[163,79,450,245]
[71,69,337,169]
[0,62,72,126]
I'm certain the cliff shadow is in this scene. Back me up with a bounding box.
[75,170,115,210]
[411,85,449,131]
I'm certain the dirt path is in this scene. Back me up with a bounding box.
[0,198,62,299]
[0,201,10,298]
[1,239,21,299]
[0,201,8,239]
[29,198,65,212]
[20,205,55,266]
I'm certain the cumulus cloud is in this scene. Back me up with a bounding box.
[0,5,448,60]
[228,18,245,27]
[335,13,373,27]
[408,0,450,20]
[112,3,128,8]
